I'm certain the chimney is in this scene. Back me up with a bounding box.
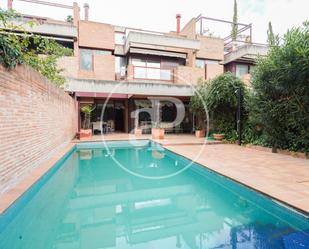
[8,0,13,10]
[176,14,181,33]
[84,3,89,21]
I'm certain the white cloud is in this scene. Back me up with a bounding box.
[1,0,308,43]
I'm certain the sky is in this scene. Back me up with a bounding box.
[1,0,308,43]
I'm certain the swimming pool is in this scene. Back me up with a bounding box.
[0,140,308,249]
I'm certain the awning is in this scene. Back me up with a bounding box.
[130,47,187,59]
[76,92,128,99]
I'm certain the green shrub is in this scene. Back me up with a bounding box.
[205,73,247,140]
[250,21,309,153]
[0,9,72,86]
[190,73,247,140]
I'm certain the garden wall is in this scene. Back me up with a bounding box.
[0,65,77,193]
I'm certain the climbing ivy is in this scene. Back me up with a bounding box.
[0,9,72,86]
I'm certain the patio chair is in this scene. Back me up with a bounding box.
[92,121,103,133]
[106,120,115,133]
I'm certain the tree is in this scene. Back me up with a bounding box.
[231,0,238,40]
[251,21,309,153]
[267,21,279,46]
[66,15,73,23]
[189,79,208,130]
[81,105,95,129]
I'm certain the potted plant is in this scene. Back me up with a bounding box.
[152,123,165,139]
[213,133,225,141]
[195,124,205,138]
[80,104,95,140]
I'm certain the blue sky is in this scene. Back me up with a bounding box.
[1,0,308,43]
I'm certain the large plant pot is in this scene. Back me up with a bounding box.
[195,130,205,138]
[152,128,165,139]
[79,129,92,140]
[134,128,142,136]
[213,133,225,141]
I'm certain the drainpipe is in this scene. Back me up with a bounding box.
[176,14,181,33]
[8,0,13,9]
[84,3,89,21]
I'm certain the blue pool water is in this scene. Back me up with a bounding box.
[0,140,309,249]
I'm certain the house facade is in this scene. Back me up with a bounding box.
[5,1,268,134]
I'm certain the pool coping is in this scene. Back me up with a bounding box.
[0,139,308,218]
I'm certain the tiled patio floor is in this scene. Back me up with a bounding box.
[163,143,309,214]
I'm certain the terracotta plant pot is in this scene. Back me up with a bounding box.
[195,130,205,138]
[134,128,142,136]
[79,129,92,140]
[152,128,165,139]
[213,133,225,141]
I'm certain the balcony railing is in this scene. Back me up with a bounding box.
[133,66,173,82]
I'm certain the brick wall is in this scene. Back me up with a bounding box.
[196,36,224,61]
[78,54,115,80]
[79,21,114,50]
[175,66,205,85]
[206,64,224,80]
[0,65,77,193]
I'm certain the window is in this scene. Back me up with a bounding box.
[205,59,219,65]
[132,56,175,81]
[80,49,92,71]
[132,58,146,67]
[196,59,220,68]
[115,56,126,74]
[195,59,205,68]
[236,64,249,77]
[94,50,112,55]
[80,49,112,71]
[134,67,147,79]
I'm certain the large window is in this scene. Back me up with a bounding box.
[236,64,249,77]
[115,56,126,75]
[131,56,176,81]
[80,48,112,71]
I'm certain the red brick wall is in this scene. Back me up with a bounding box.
[0,65,77,193]
[79,21,115,50]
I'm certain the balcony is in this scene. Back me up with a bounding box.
[0,19,77,41]
[125,31,200,54]
[224,43,269,64]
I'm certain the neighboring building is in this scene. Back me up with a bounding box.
[223,42,269,86]
[4,1,268,134]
